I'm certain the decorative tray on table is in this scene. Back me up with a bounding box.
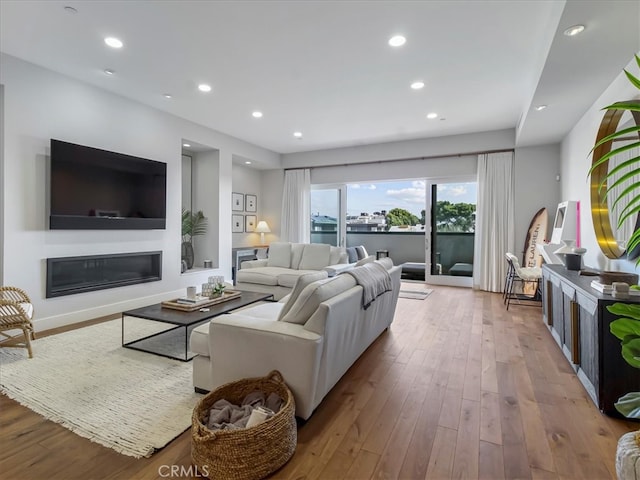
[161,290,242,312]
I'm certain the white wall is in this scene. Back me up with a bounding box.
[560,56,640,273]
[181,154,192,211]
[513,144,561,258]
[283,128,515,168]
[231,163,265,247]
[192,149,221,269]
[0,54,280,330]
[260,169,285,243]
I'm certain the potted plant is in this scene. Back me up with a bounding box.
[182,209,208,269]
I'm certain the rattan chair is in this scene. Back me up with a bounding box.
[0,286,35,358]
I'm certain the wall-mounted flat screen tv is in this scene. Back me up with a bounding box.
[49,139,167,230]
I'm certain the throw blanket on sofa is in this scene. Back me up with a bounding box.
[343,262,392,309]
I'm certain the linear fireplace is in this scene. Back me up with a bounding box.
[46,251,162,298]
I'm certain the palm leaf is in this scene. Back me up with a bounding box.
[181,209,208,240]
[626,228,640,253]
[592,142,640,191]
[609,181,640,211]
[617,203,640,229]
[619,195,640,219]
[625,69,640,90]
[590,125,640,153]
[604,174,640,201]
[602,101,640,112]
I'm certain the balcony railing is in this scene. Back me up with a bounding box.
[310,230,474,274]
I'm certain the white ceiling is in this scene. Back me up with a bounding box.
[1,0,638,155]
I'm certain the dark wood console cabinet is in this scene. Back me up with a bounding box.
[541,264,640,415]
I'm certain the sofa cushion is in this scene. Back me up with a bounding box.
[299,244,331,270]
[355,255,375,266]
[277,271,329,321]
[290,243,305,270]
[190,322,210,357]
[279,274,357,325]
[235,301,284,319]
[236,267,290,286]
[19,302,33,319]
[267,242,291,268]
[346,247,358,263]
[329,246,344,265]
[376,257,394,269]
[277,269,323,288]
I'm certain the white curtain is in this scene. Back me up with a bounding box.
[473,151,515,292]
[281,169,311,243]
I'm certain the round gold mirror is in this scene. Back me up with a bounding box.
[590,101,640,259]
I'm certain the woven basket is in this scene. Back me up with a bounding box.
[191,370,297,480]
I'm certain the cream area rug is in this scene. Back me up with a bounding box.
[399,289,433,300]
[0,318,202,458]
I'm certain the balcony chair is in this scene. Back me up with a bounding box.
[504,253,542,310]
[0,286,35,358]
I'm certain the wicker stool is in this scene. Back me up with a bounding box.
[617,430,640,480]
[191,370,297,480]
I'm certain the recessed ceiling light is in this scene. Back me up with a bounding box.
[183,143,191,148]
[245,161,252,165]
[64,6,77,14]
[563,24,585,36]
[293,132,303,138]
[163,93,172,99]
[388,35,406,47]
[535,105,547,111]
[104,37,123,49]
[198,84,212,93]
[426,112,438,119]
[103,69,115,75]
[411,81,425,90]
[252,111,263,118]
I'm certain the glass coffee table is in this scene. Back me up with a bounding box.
[121,291,273,361]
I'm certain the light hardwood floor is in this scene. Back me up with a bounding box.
[1,284,636,479]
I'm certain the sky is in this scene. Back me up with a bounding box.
[311,180,477,218]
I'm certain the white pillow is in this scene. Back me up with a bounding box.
[277,271,329,321]
[355,255,375,266]
[329,246,345,265]
[267,242,292,268]
[290,243,305,270]
[376,257,393,269]
[280,275,357,325]
[299,244,331,270]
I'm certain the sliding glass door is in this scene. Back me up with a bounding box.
[425,179,477,287]
[310,186,346,246]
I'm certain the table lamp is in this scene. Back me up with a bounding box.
[255,220,270,245]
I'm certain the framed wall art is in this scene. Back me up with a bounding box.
[245,215,257,232]
[232,192,244,211]
[245,194,257,212]
[232,215,244,233]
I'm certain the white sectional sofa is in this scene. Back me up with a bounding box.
[190,259,401,419]
[235,242,351,300]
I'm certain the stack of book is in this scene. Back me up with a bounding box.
[590,281,640,296]
[175,295,211,306]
